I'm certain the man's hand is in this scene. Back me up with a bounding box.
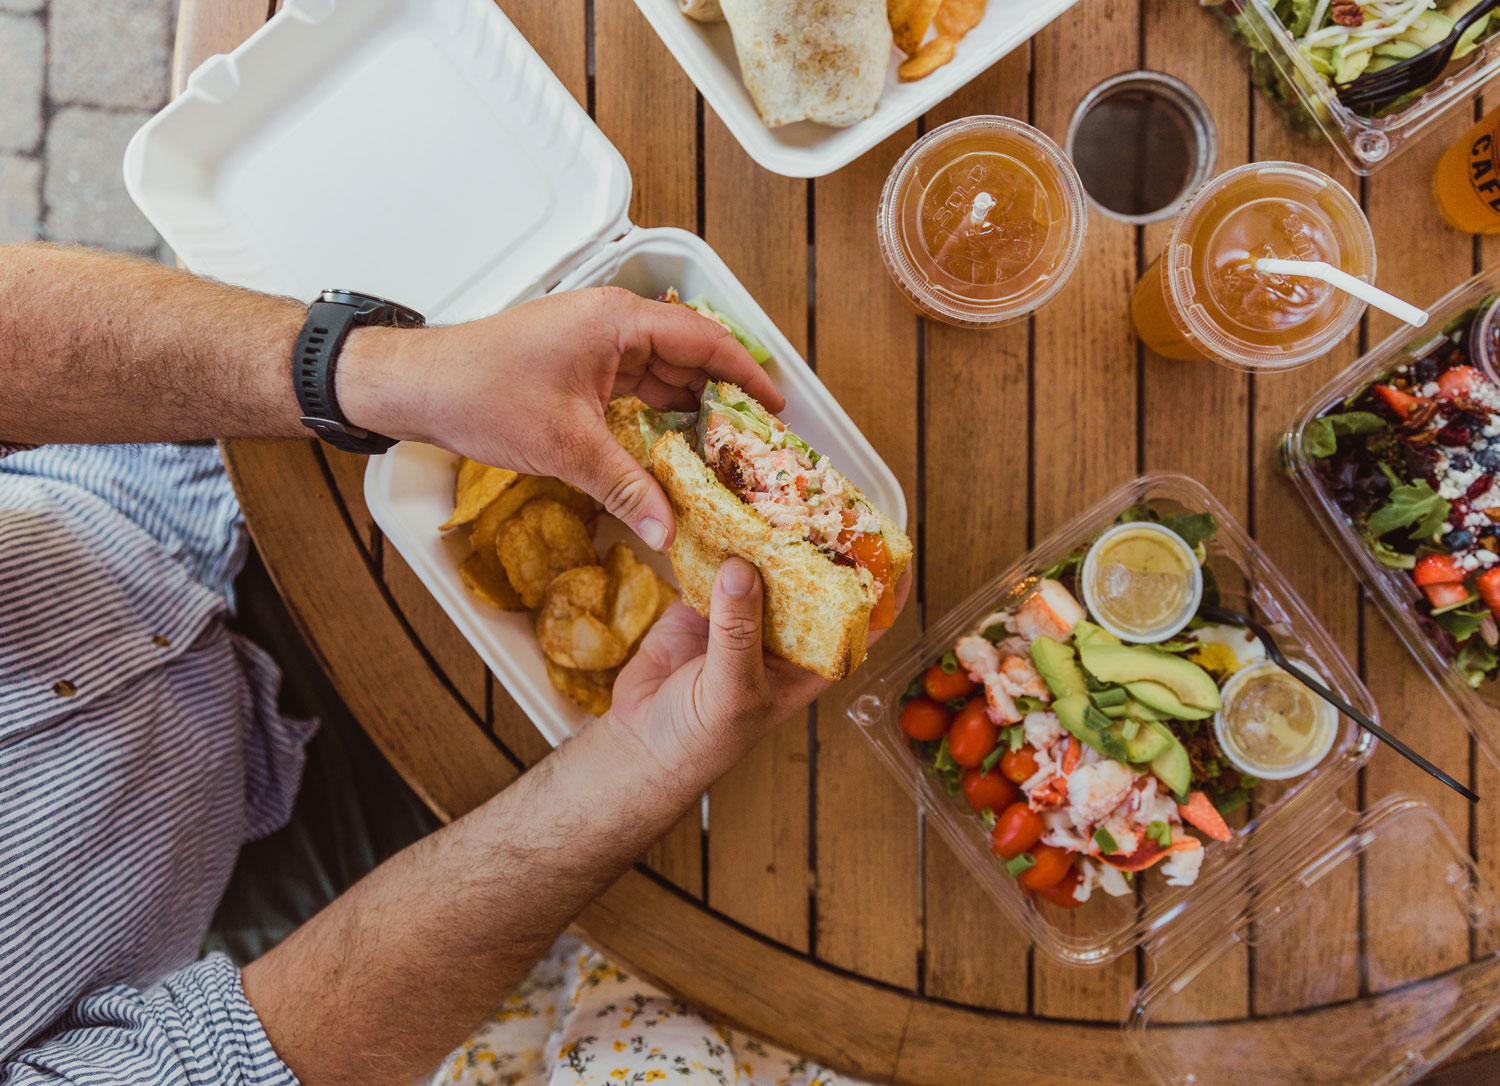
[606,557,913,786]
[340,287,783,552]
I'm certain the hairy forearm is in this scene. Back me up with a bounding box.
[241,719,703,1086]
[0,244,335,444]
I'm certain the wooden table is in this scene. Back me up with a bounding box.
[178,1,1500,1081]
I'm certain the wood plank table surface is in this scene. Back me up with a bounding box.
[176,1,1500,1081]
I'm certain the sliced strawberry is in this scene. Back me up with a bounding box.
[1414,553,1466,586]
[1478,567,1500,619]
[1424,581,1474,610]
[1437,365,1485,400]
[1373,384,1430,420]
[1178,791,1233,842]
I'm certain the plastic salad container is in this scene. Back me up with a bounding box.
[1208,0,1500,175]
[846,472,1500,1084]
[1285,262,1500,770]
[123,0,907,747]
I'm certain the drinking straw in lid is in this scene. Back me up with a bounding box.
[1253,257,1429,328]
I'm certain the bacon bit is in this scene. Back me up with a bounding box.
[1330,0,1364,26]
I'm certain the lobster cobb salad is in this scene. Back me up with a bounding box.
[1212,0,1498,126]
[1305,297,1500,688]
[898,509,1339,909]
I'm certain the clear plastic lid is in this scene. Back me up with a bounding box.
[844,471,1375,966]
[1284,263,1500,773]
[1128,795,1500,1085]
[1213,0,1500,175]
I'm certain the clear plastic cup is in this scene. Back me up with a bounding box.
[877,116,1088,329]
[1130,161,1376,371]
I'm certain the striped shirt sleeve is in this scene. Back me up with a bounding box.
[1,954,300,1086]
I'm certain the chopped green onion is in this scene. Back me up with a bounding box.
[945,697,968,712]
[1094,826,1119,854]
[1146,821,1172,848]
[1005,852,1036,877]
[1214,787,1250,816]
[939,651,959,674]
[1091,687,1128,708]
[1084,705,1115,732]
[980,745,1005,774]
[981,623,1008,643]
[933,736,957,772]
[1008,725,1026,752]
[980,808,998,830]
[1120,719,1141,742]
[1014,695,1048,713]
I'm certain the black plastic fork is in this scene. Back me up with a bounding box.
[1335,0,1500,112]
[1197,604,1479,803]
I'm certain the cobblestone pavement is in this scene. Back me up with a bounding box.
[0,0,177,254]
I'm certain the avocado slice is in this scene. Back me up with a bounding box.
[1374,39,1423,59]
[1123,696,1167,722]
[1072,620,1120,649]
[1031,636,1088,701]
[1078,642,1222,712]
[1402,11,1456,49]
[1125,679,1216,721]
[1453,0,1492,60]
[1054,693,1129,762]
[1142,721,1192,800]
[1123,720,1172,764]
[1332,44,1371,85]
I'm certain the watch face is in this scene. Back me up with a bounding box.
[317,290,425,326]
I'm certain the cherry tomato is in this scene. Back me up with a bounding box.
[1479,567,1500,620]
[899,696,952,742]
[990,802,1044,861]
[922,661,976,704]
[1034,868,1084,909]
[1018,844,1073,891]
[999,745,1039,784]
[961,767,1018,815]
[946,698,997,768]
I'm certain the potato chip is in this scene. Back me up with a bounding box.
[498,498,598,609]
[604,543,662,649]
[536,566,628,671]
[898,34,956,81]
[888,0,944,55]
[469,476,595,558]
[545,658,614,717]
[441,459,519,530]
[459,551,526,611]
[935,0,984,37]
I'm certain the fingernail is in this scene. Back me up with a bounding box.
[720,560,755,598]
[640,518,668,551]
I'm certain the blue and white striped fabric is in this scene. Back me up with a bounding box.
[0,442,310,1085]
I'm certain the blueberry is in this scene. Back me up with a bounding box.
[1480,447,1500,471]
[1414,357,1440,384]
[1454,453,1474,471]
[1445,528,1476,550]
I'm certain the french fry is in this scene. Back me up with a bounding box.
[887,0,945,55]
[898,34,957,81]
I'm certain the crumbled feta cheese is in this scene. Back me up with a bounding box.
[1461,553,1481,572]
[1480,550,1500,567]
[1421,381,1441,397]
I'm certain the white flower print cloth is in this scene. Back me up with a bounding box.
[432,936,867,1086]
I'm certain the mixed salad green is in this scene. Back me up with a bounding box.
[1306,298,1500,687]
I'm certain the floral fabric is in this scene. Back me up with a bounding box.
[432,936,865,1086]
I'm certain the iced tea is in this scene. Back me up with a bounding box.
[1131,163,1375,370]
[878,117,1087,328]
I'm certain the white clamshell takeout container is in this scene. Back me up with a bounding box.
[632,0,1080,178]
[123,0,908,747]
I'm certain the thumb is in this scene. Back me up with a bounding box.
[566,427,676,552]
[700,558,769,723]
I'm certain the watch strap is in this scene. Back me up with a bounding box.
[293,292,423,454]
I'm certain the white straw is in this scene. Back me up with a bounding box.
[1253,258,1429,328]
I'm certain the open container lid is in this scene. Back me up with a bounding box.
[1127,795,1500,1085]
[124,0,632,323]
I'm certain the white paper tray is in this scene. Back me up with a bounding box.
[365,227,910,746]
[633,0,1079,178]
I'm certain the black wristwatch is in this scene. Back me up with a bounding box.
[293,289,426,454]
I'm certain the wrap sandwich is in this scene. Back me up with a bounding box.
[611,382,911,681]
